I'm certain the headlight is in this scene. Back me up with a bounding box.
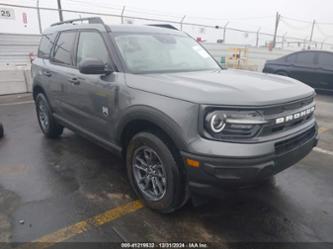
[209,113,226,133]
[204,110,267,140]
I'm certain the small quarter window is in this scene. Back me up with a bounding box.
[38,33,56,59]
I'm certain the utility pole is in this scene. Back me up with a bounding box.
[180,15,186,31]
[36,0,42,34]
[121,6,126,24]
[223,22,229,43]
[272,12,280,48]
[309,20,316,42]
[256,27,261,47]
[57,0,63,22]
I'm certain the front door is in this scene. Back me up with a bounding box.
[68,30,119,139]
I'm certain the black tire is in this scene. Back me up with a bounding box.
[126,131,186,213]
[35,93,63,138]
[0,123,3,138]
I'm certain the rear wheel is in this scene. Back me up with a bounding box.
[126,131,186,213]
[36,93,63,138]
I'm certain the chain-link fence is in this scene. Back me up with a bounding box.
[1,2,333,50]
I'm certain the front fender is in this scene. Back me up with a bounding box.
[115,105,189,151]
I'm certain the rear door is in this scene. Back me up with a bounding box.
[290,51,319,88]
[48,30,78,122]
[33,33,59,110]
[317,52,333,92]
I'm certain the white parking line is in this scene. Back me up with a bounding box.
[313,147,333,157]
[0,100,34,106]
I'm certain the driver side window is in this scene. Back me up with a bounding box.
[76,31,110,66]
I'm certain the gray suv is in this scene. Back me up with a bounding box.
[32,17,318,213]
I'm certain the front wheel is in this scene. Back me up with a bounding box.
[36,93,63,138]
[126,131,186,213]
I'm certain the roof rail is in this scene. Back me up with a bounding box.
[50,17,111,32]
[51,17,104,27]
[147,24,179,30]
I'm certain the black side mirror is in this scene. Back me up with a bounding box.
[78,58,113,75]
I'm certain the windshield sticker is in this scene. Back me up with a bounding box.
[192,45,210,58]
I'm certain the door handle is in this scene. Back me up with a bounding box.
[43,71,52,77]
[68,77,80,85]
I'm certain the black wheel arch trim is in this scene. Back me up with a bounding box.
[33,84,51,103]
[116,105,188,151]
[33,84,51,106]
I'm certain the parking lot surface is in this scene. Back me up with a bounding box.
[0,93,333,247]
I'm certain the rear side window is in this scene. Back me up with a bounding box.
[38,33,56,59]
[53,31,76,65]
[76,31,109,65]
[318,53,333,67]
[295,52,316,66]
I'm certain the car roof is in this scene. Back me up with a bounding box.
[287,50,333,55]
[43,23,184,36]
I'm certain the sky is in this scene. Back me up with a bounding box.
[1,0,333,46]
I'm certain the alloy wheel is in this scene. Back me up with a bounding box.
[132,146,167,201]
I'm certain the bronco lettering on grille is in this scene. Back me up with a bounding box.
[275,106,315,125]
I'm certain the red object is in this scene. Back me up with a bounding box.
[29,52,36,62]
[196,37,203,42]
[22,12,27,25]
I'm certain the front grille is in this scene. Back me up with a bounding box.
[261,96,314,116]
[259,96,315,137]
[260,113,314,136]
[274,126,316,155]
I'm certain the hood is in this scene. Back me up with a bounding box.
[125,69,315,106]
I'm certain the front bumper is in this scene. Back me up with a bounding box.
[181,124,318,196]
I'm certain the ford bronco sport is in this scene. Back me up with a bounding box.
[32,17,318,213]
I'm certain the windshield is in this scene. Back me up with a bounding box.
[113,32,220,73]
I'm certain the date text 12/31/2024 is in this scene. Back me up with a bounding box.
[121,242,209,248]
